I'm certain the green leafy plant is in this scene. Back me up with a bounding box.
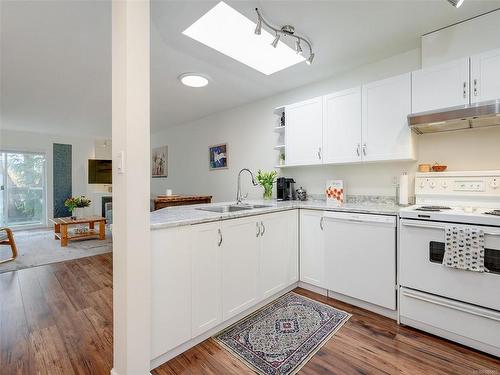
[64,196,91,213]
[256,170,277,200]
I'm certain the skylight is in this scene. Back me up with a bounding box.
[182,1,305,75]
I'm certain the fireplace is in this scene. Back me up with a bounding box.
[101,196,112,217]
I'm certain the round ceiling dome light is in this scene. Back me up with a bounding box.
[179,73,209,88]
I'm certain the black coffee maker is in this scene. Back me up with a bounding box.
[276,177,296,201]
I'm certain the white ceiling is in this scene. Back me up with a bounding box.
[0,0,111,138]
[1,1,500,137]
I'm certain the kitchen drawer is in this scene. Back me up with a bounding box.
[400,287,500,357]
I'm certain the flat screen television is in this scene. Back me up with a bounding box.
[88,159,112,184]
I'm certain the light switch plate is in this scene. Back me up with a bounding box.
[116,151,125,174]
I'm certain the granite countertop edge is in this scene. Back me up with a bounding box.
[150,199,402,230]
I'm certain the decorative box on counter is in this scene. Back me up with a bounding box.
[326,180,344,206]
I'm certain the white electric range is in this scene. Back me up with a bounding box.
[399,170,500,357]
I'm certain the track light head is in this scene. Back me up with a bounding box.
[306,53,315,65]
[295,40,303,55]
[254,18,262,35]
[271,33,280,48]
[254,7,315,67]
[447,0,464,7]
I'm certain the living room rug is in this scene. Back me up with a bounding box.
[0,228,112,274]
[213,292,351,375]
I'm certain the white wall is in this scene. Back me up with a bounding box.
[0,129,111,224]
[151,49,422,201]
[422,9,500,67]
[151,12,500,203]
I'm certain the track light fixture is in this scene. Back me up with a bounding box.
[254,8,315,65]
[446,0,465,7]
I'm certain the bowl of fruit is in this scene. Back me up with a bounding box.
[432,163,447,172]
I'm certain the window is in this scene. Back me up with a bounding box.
[0,151,46,227]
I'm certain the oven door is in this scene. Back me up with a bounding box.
[400,219,500,311]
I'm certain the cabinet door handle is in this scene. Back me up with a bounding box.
[317,147,322,160]
[218,228,223,247]
[356,143,361,157]
[320,217,324,231]
[362,143,367,156]
[256,222,261,237]
[260,221,265,236]
[473,78,478,97]
[463,81,467,99]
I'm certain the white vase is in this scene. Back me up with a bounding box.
[73,207,84,219]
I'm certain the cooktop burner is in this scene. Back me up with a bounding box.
[485,210,500,216]
[415,206,452,212]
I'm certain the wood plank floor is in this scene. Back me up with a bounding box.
[0,253,113,375]
[1,254,499,375]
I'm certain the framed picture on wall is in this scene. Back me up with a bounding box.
[152,146,168,178]
[209,143,228,170]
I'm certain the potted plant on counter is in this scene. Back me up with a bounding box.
[256,170,277,200]
[65,196,92,220]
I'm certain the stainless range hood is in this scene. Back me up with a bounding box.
[408,99,500,134]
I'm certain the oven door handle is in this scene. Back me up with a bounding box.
[401,220,500,236]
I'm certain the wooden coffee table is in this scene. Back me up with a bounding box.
[50,216,106,247]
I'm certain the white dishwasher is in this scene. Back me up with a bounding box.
[323,211,397,310]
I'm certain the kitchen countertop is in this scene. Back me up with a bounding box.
[150,199,401,230]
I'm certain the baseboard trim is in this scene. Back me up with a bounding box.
[150,283,298,370]
[110,368,152,375]
[297,281,328,296]
[400,317,500,358]
[327,290,397,320]
[297,282,397,320]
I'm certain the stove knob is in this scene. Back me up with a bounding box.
[419,180,426,189]
[491,179,498,190]
[429,181,436,189]
[442,181,448,189]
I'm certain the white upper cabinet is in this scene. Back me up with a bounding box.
[285,97,323,166]
[411,57,470,113]
[362,73,415,162]
[470,48,500,103]
[322,87,362,164]
[191,222,222,338]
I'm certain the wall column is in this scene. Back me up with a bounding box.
[111,1,151,374]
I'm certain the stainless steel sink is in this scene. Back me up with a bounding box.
[197,204,271,213]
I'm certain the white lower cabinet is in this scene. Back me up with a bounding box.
[221,216,261,320]
[191,222,222,337]
[151,227,192,359]
[259,211,299,299]
[299,210,325,287]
